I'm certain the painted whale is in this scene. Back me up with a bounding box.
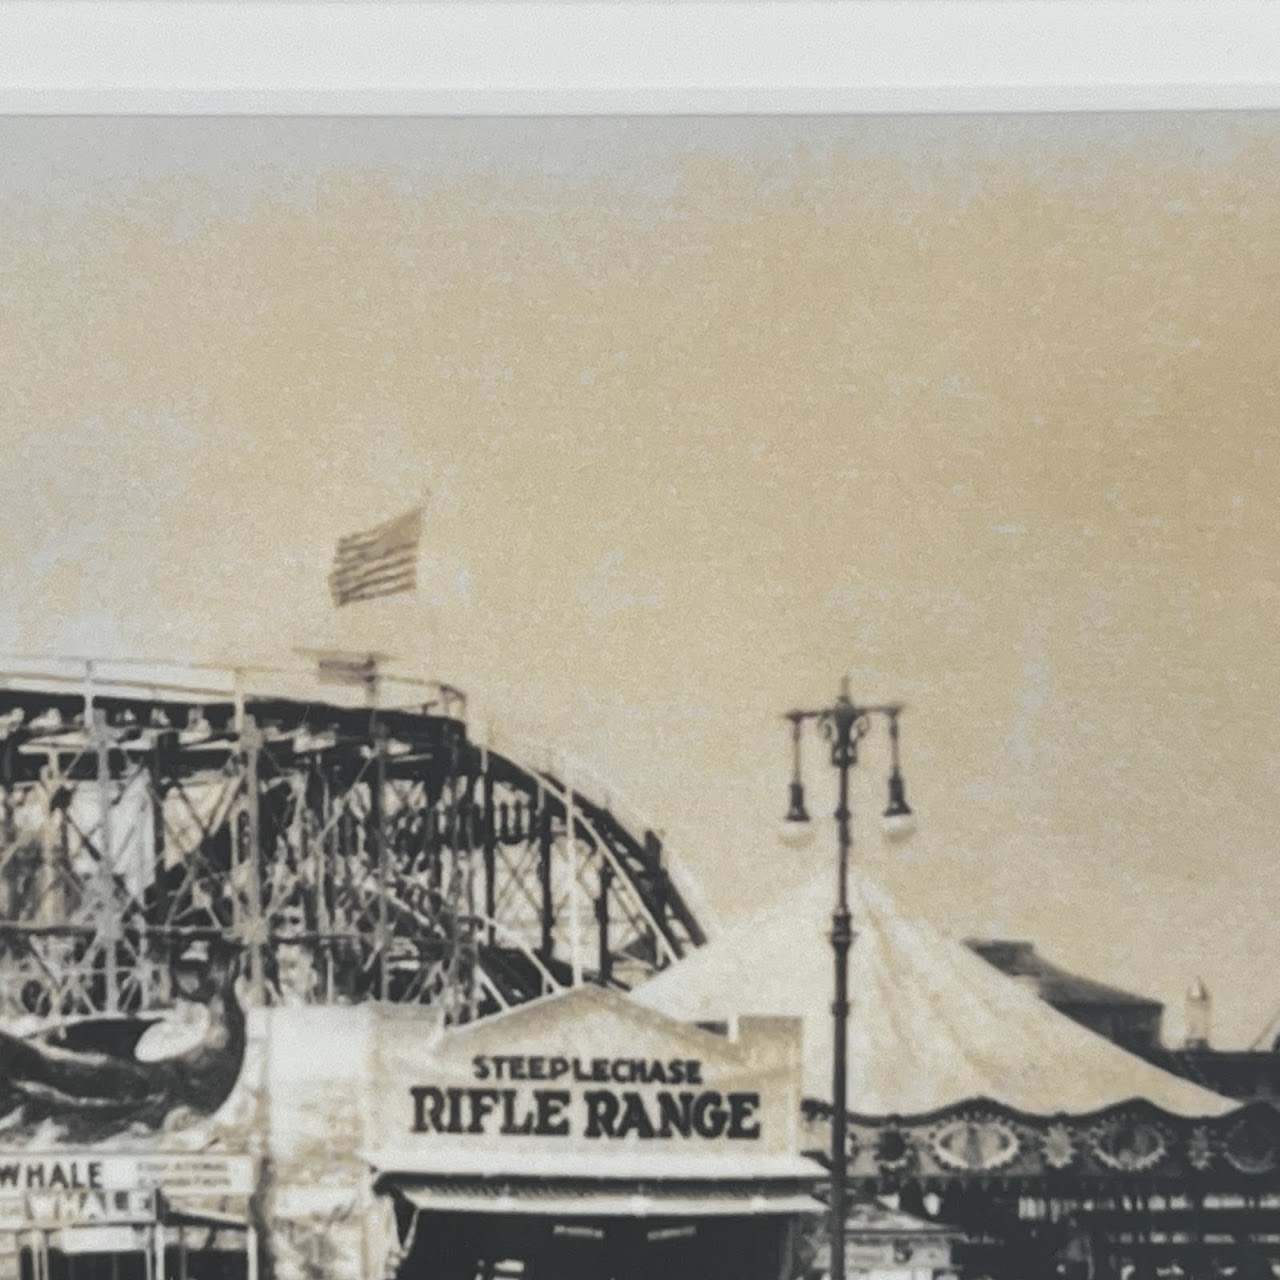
[0,940,246,1141]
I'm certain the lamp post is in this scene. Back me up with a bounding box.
[782,677,915,1280]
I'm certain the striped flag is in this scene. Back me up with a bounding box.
[328,506,424,607]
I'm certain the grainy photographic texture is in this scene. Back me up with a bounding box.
[0,113,1278,1280]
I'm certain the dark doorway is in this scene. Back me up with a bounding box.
[397,1212,794,1280]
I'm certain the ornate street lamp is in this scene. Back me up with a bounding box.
[782,677,915,1280]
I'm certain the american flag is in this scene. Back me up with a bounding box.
[328,506,424,607]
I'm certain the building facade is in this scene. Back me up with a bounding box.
[0,985,826,1280]
[964,940,1165,1054]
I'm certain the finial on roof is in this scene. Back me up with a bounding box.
[1185,976,1211,1050]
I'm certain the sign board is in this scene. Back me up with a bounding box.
[409,1052,762,1142]
[370,984,806,1165]
[0,1157,117,1194]
[130,1154,254,1196]
[25,1189,156,1228]
[813,1238,956,1276]
[0,1152,254,1228]
[56,1226,149,1255]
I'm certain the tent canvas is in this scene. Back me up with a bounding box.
[631,872,1234,1119]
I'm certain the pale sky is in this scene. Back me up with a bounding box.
[1,114,1278,1047]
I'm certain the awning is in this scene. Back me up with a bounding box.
[162,1206,248,1231]
[389,1178,824,1219]
[370,1146,823,1182]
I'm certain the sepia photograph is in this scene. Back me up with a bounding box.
[1,72,1279,1280]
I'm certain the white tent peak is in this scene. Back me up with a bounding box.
[631,869,1235,1119]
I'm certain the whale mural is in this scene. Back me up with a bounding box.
[0,940,248,1145]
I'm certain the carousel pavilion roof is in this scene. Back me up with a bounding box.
[630,871,1235,1119]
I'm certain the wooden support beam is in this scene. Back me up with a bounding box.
[91,706,119,1014]
[596,861,613,985]
[371,720,389,1001]
[241,715,266,1005]
[538,788,554,961]
[482,757,496,948]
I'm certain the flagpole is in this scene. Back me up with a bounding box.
[319,505,428,1008]
[87,660,120,1015]
[232,667,246,733]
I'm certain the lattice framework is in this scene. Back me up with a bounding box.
[0,671,704,1024]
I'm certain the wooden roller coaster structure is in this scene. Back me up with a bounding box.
[0,657,707,1024]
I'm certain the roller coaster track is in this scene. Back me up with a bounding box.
[0,659,707,1023]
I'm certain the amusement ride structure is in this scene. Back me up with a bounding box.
[0,655,707,1029]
